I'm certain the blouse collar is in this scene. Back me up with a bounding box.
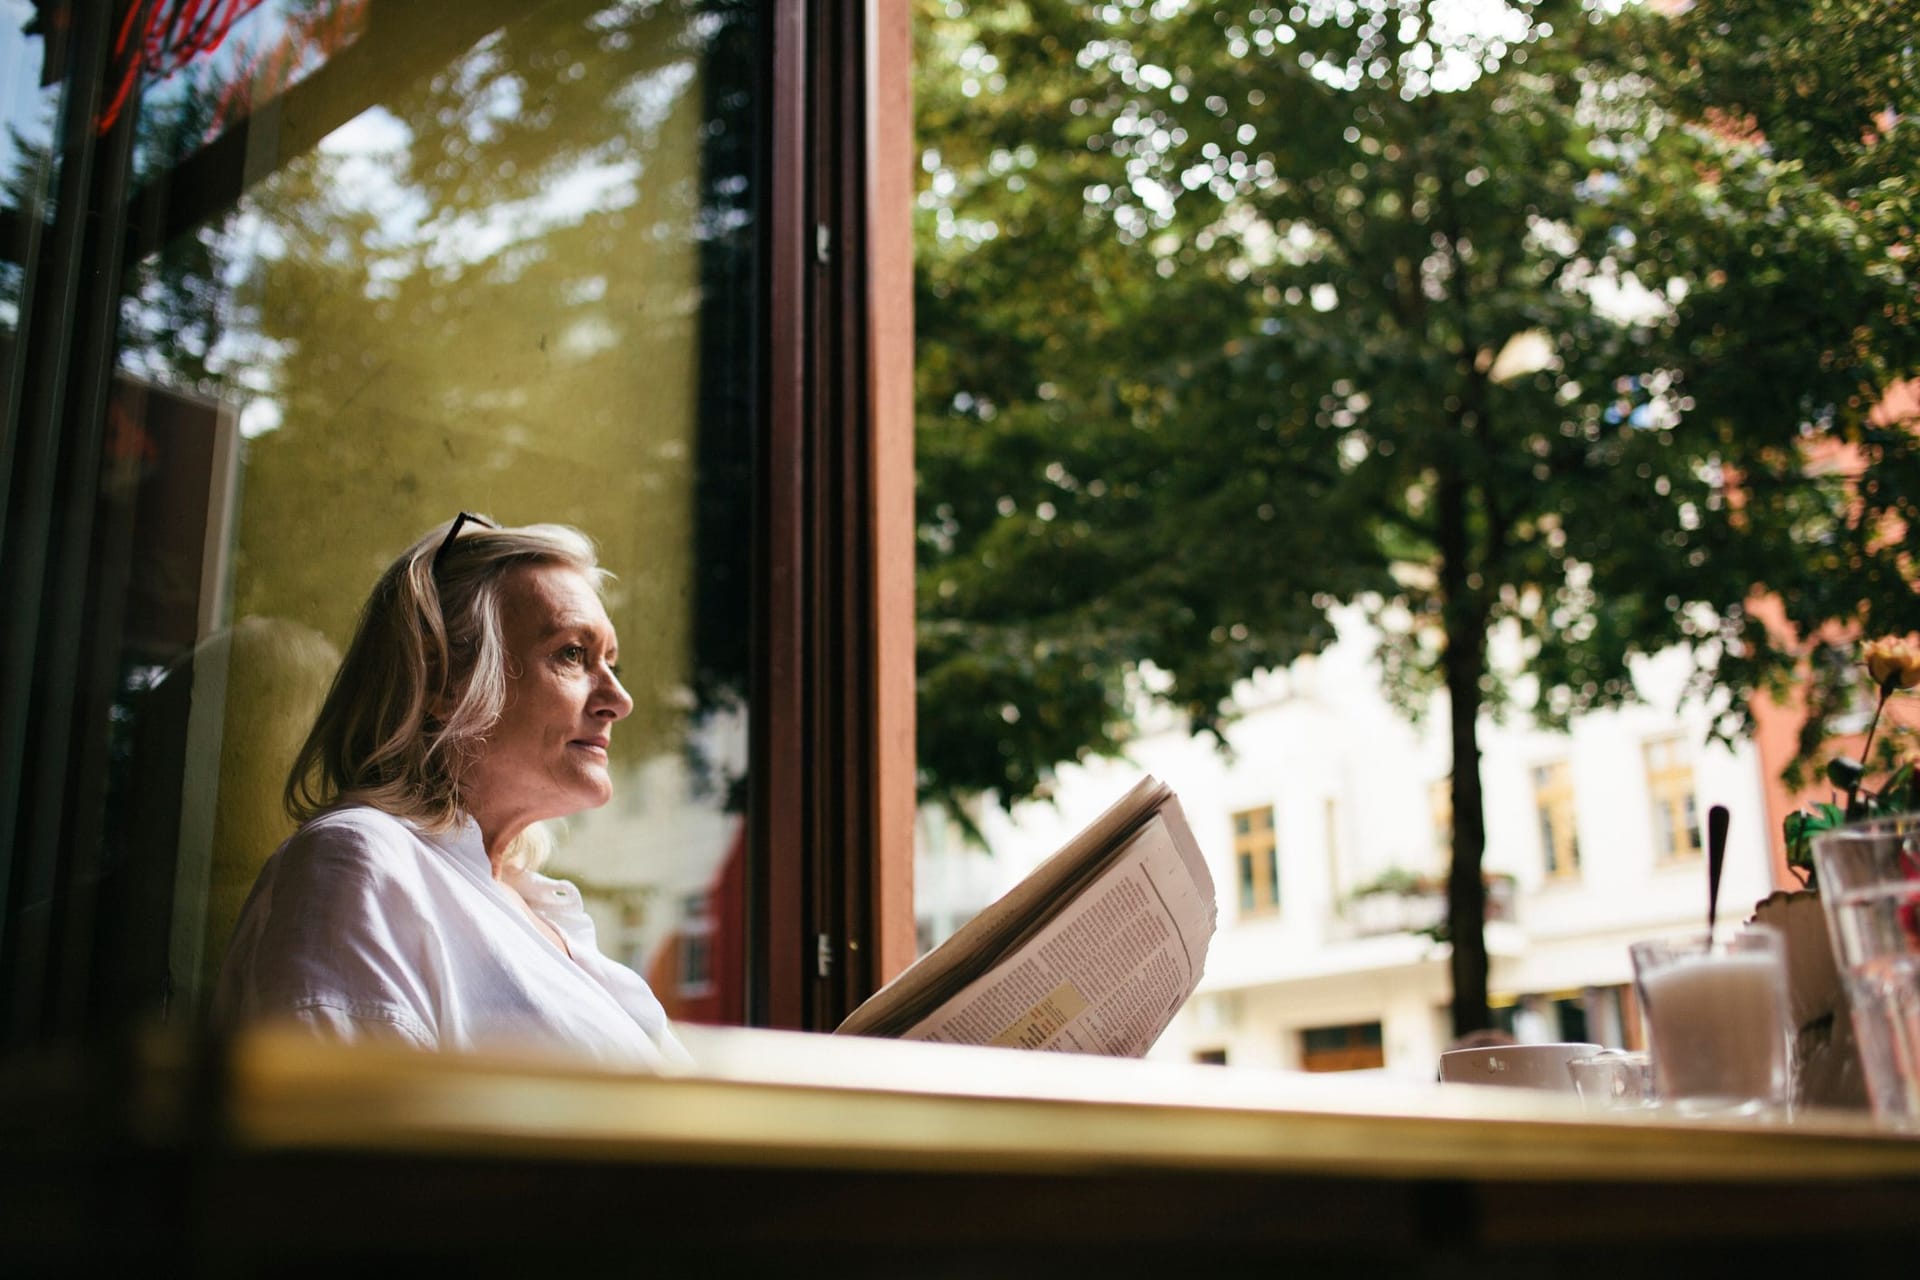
[412,811,494,881]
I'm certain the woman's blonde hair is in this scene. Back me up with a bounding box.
[285,516,610,866]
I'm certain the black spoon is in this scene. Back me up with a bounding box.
[1706,804,1730,941]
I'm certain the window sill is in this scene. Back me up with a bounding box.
[6,1024,1918,1268]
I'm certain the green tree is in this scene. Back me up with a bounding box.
[1628,0,1920,772]
[916,0,1917,1032]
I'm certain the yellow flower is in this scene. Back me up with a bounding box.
[1863,637,1920,690]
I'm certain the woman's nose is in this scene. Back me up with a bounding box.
[595,665,634,720]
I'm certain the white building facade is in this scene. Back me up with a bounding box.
[916,609,1778,1083]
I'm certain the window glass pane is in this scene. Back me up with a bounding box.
[1299,1020,1384,1073]
[0,0,66,439]
[1231,804,1277,915]
[66,0,758,1031]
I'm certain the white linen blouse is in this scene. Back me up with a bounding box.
[213,804,690,1069]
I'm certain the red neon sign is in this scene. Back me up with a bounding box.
[98,0,271,135]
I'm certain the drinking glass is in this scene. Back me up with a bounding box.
[1566,1049,1656,1110]
[1812,818,1920,1126]
[1629,925,1791,1116]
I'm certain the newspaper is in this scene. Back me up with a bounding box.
[836,776,1216,1056]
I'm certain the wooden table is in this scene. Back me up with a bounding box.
[6,1024,1919,1274]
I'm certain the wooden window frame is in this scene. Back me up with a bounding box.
[1299,1020,1385,1073]
[1428,779,1452,862]
[759,0,914,1030]
[1532,760,1581,881]
[1644,735,1702,863]
[1231,805,1280,918]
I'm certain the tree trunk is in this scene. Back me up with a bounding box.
[1437,469,1491,1038]
[1443,638,1491,1037]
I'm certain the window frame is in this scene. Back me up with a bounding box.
[1531,759,1581,881]
[1298,1020,1384,1073]
[0,0,912,1046]
[1643,734,1703,863]
[1231,804,1281,918]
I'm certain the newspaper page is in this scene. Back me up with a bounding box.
[839,777,1179,1038]
[836,776,1215,1057]
[902,809,1214,1055]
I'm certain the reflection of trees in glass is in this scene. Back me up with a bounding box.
[119,72,230,392]
[1,147,36,326]
[2,4,61,328]
[1,106,60,331]
[686,0,756,807]
[159,0,758,797]
[106,0,363,391]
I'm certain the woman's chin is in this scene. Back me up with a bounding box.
[579,773,615,810]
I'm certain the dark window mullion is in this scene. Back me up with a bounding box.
[802,0,841,1031]
[1,1,144,1046]
[815,0,879,1029]
[755,0,811,1030]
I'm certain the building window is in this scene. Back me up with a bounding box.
[1232,805,1280,916]
[1193,1048,1229,1066]
[1299,1022,1384,1073]
[1429,778,1452,862]
[1532,760,1580,879]
[1324,796,1343,903]
[1645,735,1703,861]
[676,894,715,998]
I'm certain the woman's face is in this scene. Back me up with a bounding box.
[462,563,634,846]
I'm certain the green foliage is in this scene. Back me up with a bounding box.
[915,0,1918,1026]
[1784,693,1920,889]
[1782,802,1849,889]
[1347,868,1428,900]
[1627,0,1920,739]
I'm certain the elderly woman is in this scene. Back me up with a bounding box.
[214,514,688,1068]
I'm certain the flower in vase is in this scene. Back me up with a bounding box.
[1863,636,1920,691]
[1782,636,1920,889]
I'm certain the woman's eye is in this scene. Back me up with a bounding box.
[559,644,587,664]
